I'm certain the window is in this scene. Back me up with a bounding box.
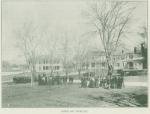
[129,62,133,69]
[102,62,105,67]
[56,66,60,70]
[46,66,48,70]
[43,66,45,70]
[43,60,48,64]
[121,56,124,60]
[129,54,133,59]
[45,60,48,64]
[91,63,95,67]
[86,64,89,68]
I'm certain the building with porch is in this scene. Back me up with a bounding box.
[35,41,147,77]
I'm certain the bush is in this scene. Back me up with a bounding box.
[13,76,31,83]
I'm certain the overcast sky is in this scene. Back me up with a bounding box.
[2,0,147,64]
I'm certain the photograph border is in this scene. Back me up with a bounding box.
[0,0,149,114]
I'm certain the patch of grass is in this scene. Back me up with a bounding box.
[2,83,148,107]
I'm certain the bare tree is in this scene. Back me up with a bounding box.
[85,0,135,88]
[60,32,74,78]
[15,21,41,86]
[73,35,89,78]
[44,33,59,77]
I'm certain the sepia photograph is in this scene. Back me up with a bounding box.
[1,0,148,108]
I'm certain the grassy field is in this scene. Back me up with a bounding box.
[2,83,148,108]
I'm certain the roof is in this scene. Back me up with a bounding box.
[122,57,144,62]
[36,55,61,63]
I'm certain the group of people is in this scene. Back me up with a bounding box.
[81,75,124,89]
[38,71,124,89]
[100,75,124,89]
[38,74,48,85]
[38,74,74,85]
[81,77,98,88]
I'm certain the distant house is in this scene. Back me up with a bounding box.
[35,42,147,77]
[122,53,144,70]
[35,55,63,75]
[123,42,147,71]
[80,45,147,76]
[82,50,109,77]
[2,61,28,72]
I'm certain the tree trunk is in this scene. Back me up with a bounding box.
[31,64,36,86]
[31,71,34,86]
[107,64,113,89]
[78,69,81,79]
[65,71,68,77]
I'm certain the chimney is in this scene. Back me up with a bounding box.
[141,43,144,56]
